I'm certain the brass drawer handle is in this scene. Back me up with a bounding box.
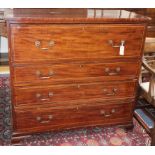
[103,88,118,96]
[100,109,116,117]
[108,40,125,48]
[105,67,121,75]
[36,70,54,79]
[35,40,55,50]
[36,92,54,101]
[36,115,53,124]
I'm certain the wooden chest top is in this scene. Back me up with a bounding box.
[6,8,150,24]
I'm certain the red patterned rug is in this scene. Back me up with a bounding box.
[0,76,151,146]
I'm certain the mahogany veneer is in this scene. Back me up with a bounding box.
[14,100,133,134]
[13,62,140,86]
[14,81,137,106]
[6,9,150,144]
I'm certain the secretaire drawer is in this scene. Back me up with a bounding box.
[10,24,145,63]
[14,81,136,106]
[13,62,140,86]
[14,102,133,132]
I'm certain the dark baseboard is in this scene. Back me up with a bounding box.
[0,53,8,65]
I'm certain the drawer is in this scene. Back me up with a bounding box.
[14,102,133,132]
[13,62,140,86]
[14,81,136,106]
[10,24,145,63]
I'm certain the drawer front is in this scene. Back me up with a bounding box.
[11,24,145,63]
[14,102,133,132]
[13,62,140,86]
[14,81,136,106]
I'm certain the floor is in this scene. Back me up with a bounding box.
[0,66,9,75]
[0,74,151,146]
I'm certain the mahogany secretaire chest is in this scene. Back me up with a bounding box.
[6,9,150,144]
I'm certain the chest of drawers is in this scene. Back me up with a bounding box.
[6,9,150,144]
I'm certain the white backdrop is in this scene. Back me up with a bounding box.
[0,36,8,53]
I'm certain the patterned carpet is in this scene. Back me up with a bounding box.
[0,76,151,146]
